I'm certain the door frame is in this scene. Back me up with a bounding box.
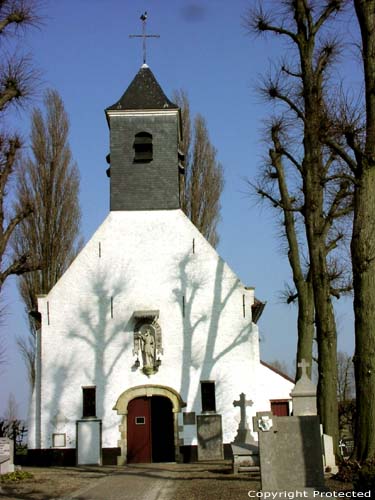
[113,385,186,465]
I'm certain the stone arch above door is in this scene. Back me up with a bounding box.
[113,385,186,465]
[113,384,186,415]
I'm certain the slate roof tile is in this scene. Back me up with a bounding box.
[106,64,178,111]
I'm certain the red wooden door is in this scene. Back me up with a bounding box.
[271,400,290,416]
[127,397,151,463]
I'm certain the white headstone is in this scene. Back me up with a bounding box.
[0,438,15,474]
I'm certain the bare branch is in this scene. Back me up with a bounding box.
[245,4,297,42]
[0,0,40,35]
[0,54,40,112]
[324,136,359,173]
[313,0,346,35]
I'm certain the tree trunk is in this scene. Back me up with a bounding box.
[302,58,339,449]
[295,280,315,380]
[352,165,375,461]
[352,0,375,461]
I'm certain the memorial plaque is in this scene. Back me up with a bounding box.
[0,437,14,475]
[197,414,223,461]
[0,438,11,457]
[76,419,102,465]
[52,433,66,447]
[183,412,196,425]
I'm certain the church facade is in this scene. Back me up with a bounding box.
[28,65,294,465]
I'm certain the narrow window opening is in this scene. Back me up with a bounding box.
[201,381,216,412]
[133,132,153,163]
[82,387,96,418]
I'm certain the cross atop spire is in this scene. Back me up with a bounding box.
[129,12,160,65]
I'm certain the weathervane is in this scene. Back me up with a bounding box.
[129,12,160,65]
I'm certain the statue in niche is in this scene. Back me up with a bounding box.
[133,319,163,376]
[139,325,155,368]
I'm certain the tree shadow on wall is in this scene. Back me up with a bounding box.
[67,269,131,422]
[173,252,254,410]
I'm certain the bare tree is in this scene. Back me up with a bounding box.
[321,0,375,461]
[2,392,18,421]
[253,120,316,380]
[173,90,224,248]
[337,351,355,403]
[0,0,41,298]
[245,0,353,449]
[13,89,82,387]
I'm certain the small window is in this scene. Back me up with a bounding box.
[271,400,290,417]
[82,387,96,418]
[133,132,153,163]
[135,416,145,425]
[201,381,216,412]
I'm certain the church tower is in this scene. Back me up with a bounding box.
[105,64,182,211]
[27,47,294,467]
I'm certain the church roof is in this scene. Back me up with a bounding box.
[106,64,178,112]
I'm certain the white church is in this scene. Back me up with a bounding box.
[27,64,294,466]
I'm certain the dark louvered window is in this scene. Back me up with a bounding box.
[82,387,96,418]
[201,381,216,412]
[134,132,153,163]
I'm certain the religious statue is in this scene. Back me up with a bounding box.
[133,319,163,376]
[139,326,155,368]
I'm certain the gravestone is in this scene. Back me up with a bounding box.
[254,412,325,493]
[232,393,253,443]
[197,414,223,460]
[322,433,338,474]
[253,360,326,494]
[231,392,259,473]
[76,419,102,465]
[290,359,317,416]
[0,438,15,474]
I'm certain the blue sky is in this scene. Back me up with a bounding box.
[0,0,358,418]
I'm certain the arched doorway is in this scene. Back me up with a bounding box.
[127,396,174,463]
[113,385,186,465]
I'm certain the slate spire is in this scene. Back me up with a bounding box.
[105,65,181,212]
[106,65,178,112]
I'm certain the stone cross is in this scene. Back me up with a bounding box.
[298,358,310,378]
[233,393,253,430]
[129,12,160,64]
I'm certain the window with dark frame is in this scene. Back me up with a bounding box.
[82,387,96,418]
[201,381,216,412]
[133,132,153,163]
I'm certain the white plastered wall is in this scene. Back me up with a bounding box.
[30,209,293,451]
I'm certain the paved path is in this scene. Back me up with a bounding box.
[65,467,176,500]
[59,462,260,500]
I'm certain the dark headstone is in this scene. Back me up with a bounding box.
[254,411,325,491]
[197,414,224,461]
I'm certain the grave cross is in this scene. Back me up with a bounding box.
[298,358,310,378]
[129,12,160,65]
[233,392,253,430]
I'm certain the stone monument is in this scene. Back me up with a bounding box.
[290,359,317,415]
[231,392,259,473]
[0,437,15,474]
[197,414,224,461]
[253,360,326,494]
